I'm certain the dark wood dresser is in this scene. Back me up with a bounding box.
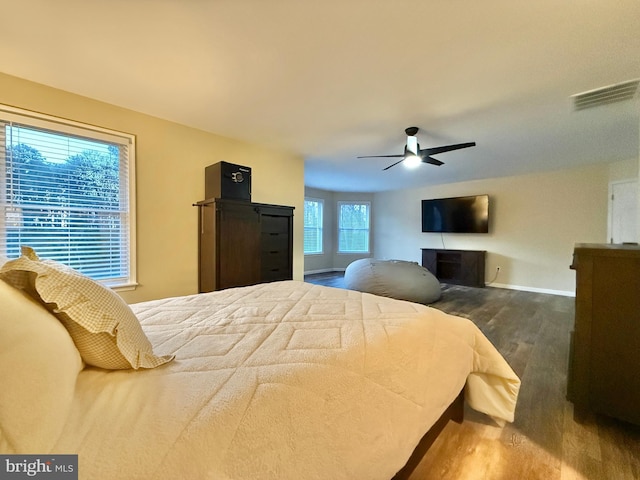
[568,243,640,425]
[195,198,294,292]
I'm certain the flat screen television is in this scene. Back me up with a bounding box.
[421,194,489,233]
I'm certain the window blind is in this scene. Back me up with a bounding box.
[0,107,135,287]
[304,198,323,254]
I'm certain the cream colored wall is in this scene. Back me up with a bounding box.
[608,157,638,181]
[373,163,612,295]
[0,72,305,303]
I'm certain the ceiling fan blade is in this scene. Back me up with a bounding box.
[362,129,475,172]
[422,156,444,166]
[383,158,406,170]
[420,142,476,156]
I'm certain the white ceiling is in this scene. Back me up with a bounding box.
[1,0,639,192]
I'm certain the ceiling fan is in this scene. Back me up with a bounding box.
[357,127,476,170]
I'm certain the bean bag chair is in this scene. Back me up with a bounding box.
[344,258,441,304]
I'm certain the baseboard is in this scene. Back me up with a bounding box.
[489,282,575,297]
[304,268,346,275]
[302,271,575,297]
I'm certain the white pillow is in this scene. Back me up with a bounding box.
[0,279,83,453]
[0,247,174,370]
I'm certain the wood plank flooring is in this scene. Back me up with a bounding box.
[304,272,640,480]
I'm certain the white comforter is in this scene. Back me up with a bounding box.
[52,281,520,480]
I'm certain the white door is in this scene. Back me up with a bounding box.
[609,180,638,244]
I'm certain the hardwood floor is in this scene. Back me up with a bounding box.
[304,272,640,480]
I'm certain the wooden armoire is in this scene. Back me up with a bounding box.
[195,198,294,292]
[568,243,640,425]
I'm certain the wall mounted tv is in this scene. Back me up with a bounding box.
[421,194,489,233]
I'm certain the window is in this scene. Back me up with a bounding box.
[304,198,323,254]
[0,104,136,288]
[338,201,370,253]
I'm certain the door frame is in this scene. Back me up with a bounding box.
[608,178,638,244]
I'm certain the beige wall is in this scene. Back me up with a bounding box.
[373,163,619,295]
[0,72,305,303]
[608,157,638,181]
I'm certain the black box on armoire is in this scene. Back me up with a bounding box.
[205,161,251,201]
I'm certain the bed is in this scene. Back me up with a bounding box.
[0,249,520,480]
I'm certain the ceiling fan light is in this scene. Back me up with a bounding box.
[406,136,418,155]
[403,154,421,169]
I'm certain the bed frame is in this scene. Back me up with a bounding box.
[392,389,465,480]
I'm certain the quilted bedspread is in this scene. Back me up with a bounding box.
[52,280,520,480]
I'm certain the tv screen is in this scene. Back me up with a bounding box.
[421,195,489,233]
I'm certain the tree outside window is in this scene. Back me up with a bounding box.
[304,198,323,254]
[1,105,135,287]
[338,201,370,253]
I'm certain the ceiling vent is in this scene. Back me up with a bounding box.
[572,79,639,111]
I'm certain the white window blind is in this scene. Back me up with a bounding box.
[0,105,136,287]
[304,198,323,254]
[338,201,370,253]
